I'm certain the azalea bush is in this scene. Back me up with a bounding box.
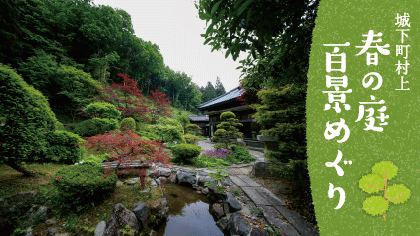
[194,146,256,168]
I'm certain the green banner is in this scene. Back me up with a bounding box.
[307,0,420,235]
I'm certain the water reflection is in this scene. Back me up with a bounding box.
[157,183,224,236]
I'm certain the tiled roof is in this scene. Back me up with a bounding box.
[187,115,209,122]
[197,86,243,109]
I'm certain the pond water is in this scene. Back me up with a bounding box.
[156,183,224,236]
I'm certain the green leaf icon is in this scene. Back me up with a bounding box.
[359,161,410,221]
[359,173,384,194]
[372,161,398,180]
[386,184,411,204]
[362,196,389,216]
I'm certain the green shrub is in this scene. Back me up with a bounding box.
[228,145,256,163]
[53,162,117,212]
[55,121,65,131]
[83,102,121,119]
[171,144,202,164]
[185,124,201,136]
[74,118,119,137]
[183,134,201,145]
[120,117,136,130]
[149,124,184,143]
[137,131,160,141]
[81,153,110,164]
[44,130,86,164]
[0,64,57,169]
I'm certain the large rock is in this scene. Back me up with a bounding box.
[176,171,196,186]
[124,177,140,185]
[158,168,172,177]
[227,212,252,236]
[250,227,270,236]
[103,204,140,236]
[94,221,106,236]
[226,194,242,212]
[149,198,168,223]
[133,202,148,229]
[197,176,217,186]
[211,203,225,220]
[216,217,229,233]
[0,191,38,218]
[25,205,52,227]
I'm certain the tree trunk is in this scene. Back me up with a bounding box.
[5,160,35,177]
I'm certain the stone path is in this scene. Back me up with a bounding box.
[197,140,319,236]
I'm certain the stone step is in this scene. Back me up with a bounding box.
[236,175,261,187]
[259,205,300,236]
[274,205,319,236]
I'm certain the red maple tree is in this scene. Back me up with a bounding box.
[96,73,151,121]
[78,128,171,189]
[148,89,173,123]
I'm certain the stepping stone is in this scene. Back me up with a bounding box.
[229,176,248,187]
[274,205,319,236]
[236,175,261,187]
[259,205,300,236]
[241,187,271,206]
[254,187,286,206]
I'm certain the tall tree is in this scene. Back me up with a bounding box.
[202,81,217,102]
[214,76,226,96]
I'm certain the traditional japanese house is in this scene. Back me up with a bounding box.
[187,115,209,136]
[197,86,260,141]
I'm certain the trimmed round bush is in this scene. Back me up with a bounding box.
[171,144,202,164]
[183,134,201,145]
[120,117,136,130]
[53,162,118,212]
[0,64,57,165]
[74,118,119,137]
[185,124,201,135]
[44,130,85,164]
[83,102,121,119]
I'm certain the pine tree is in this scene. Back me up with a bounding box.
[215,76,226,96]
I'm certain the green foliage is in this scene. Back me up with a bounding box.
[120,117,136,130]
[183,134,201,145]
[271,160,312,203]
[44,130,86,164]
[149,124,184,143]
[228,145,256,163]
[185,124,202,136]
[122,224,136,236]
[74,118,119,137]
[0,64,57,165]
[213,111,243,148]
[137,131,160,141]
[171,144,203,164]
[176,115,190,133]
[53,162,118,213]
[358,161,410,220]
[83,102,121,119]
[82,153,110,164]
[55,121,65,131]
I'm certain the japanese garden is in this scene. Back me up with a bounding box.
[0,0,320,235]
